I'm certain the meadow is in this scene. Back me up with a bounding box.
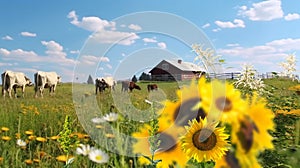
[0,78,300,167]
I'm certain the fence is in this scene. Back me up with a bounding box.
[207,72,299,80]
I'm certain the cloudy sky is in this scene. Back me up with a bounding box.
[1,0,300,82]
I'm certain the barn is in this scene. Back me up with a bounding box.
[149,59,206,81]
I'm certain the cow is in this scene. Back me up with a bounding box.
[34,71,61,98]
[1,70,33,98]
[95,78,108,94]
[121,81,141,92]
[147,84,158,92]
[95,77,116,94]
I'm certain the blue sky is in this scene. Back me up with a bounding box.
[1,0,300,82]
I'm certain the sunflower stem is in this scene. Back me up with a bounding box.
[146,101,161,167]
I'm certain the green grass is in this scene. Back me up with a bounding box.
[0,79,299,167]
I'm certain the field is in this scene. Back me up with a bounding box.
[0,78,300,167]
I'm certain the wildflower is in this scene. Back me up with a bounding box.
[91,117,105,124]
[181,118,229,162]
[50,135,60,140]
[71,132,85,139]
[17,139,27,147]
[95,125,104,129]
[132,120,187,168]
[33,159,40,163]
[1,127,9,132]
[36,137,47,142]
[279,53,297,81]
[200,79,247,124]
[37,151,47,158]
[214,150,261,168]
[103,112,118,122]
[233,64,266,96]
[28,135,36,141]
[76,144,93,156]
[25,130,34,135]
[15,133,21,139]
[1,136,11,141]
[58,115,79,155]
[158,79,205,127]
[88,149,109,164]
[105,133,115,138]
[56,155,74,163]
[25,159,33,165]
[231,95,275,153]
[192,44,224,72]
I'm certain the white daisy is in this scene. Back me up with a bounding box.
[91,117,105,124]
[16,139,27,147]
[76,144,94,156]
[103,112,118,122]
[88,149,109,164]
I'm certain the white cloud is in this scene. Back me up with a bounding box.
[70,50,80,54]
[227,43,240,47]
[143,37,157,43]
[218,38,300,72]
[90,30,139,45]
[0,48,39,61]
[2,35,13,40]
[215,19,245,28]
[68,10,139,46]
[106,64,112,69]
[239,0,283,21]
[212,28,221,32]
[128,24,142,31]
[0,41,76,66]
[284,13,300,21]
[202,23,210,29]
[157,42,167,49]
[67,10,115,32]
[266,38,300,52]
[81,55,110,65]
[41,40,66,58]
[21,31,37,37]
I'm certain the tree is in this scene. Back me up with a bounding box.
[131,75,138,82]
[139,72,151,81]
[87,75,94,84]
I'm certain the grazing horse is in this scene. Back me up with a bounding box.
[147,84,158,92]
[121,81,141,92]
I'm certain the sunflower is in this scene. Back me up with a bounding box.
[159,78,207,127]
[231,94,274,154]
[199,79,247,124]
[132,117,188,168]
[214,150,261,168]
[181,118,229,162]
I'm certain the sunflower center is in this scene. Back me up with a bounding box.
[157,132,177,152]
[174,98,206,126]
[215,96,232,112]
[225,151,241,168]
[192,128,217,151]
[236,117,259,153]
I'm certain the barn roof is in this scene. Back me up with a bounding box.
[165,59,206,72]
